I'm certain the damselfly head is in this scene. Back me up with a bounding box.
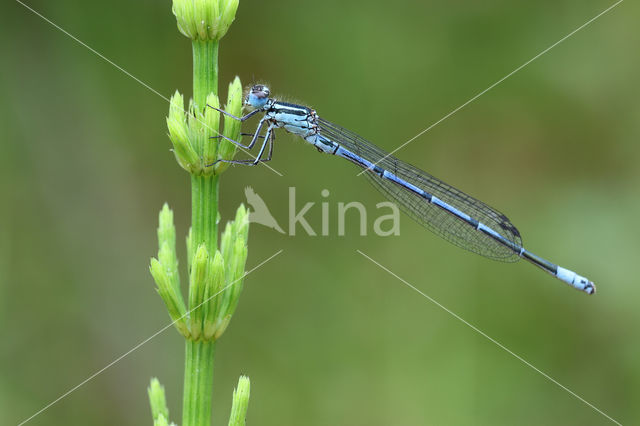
[245,85,270,109]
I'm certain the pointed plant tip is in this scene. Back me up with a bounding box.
[150,258,166,282]
[159,205,175,229]
[169,91,184,112]
[213,249,225,264]
[148,377,170,422]
[229,76,243,93]
[227,80,244,110]
[234,375,250,399]
[205,92,220,106]
[237,375,250,390]
[159,205,175,225]
[228,374,251,426]
[195,243,209,259]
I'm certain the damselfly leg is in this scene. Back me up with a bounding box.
[210,132,267,140]
[207,104,261,122]
[206,123,275,167]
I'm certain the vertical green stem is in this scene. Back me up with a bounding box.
[184,38,219,426]
[192,40,219,109]
[183,340,216,426]
[191,174,219,254]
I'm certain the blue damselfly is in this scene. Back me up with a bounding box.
[208,85,595,294]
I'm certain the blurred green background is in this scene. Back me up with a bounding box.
[2,0,638,424]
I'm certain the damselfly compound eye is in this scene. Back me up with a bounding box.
[245,85,271,109]
[253,85,269,96]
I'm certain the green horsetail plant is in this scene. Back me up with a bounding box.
[148,378,172,426]
[149,1,251,425]
[228,376,251,426]
[167,81,243,176]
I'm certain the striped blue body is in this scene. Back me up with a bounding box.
[211,85,595,295]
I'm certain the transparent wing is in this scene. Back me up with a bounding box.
[318,117,522,262]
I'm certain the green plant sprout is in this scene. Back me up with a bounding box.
[148,0,250,425]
